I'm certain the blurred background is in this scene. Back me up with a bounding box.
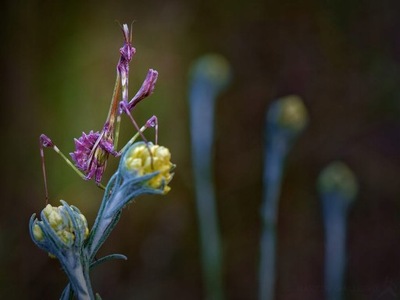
[1,0,400,299]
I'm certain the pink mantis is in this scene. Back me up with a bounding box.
[40,24,159,201]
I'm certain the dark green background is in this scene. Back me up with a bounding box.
[1,0,400,299]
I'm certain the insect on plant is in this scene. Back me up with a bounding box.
[40,23,159,201]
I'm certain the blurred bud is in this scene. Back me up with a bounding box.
[318,161,358,202]
[270,95,308,133]
[189,53,232,93]
[122,142,175,194]
[265,95,308,159]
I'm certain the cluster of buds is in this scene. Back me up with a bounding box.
[88,142,175,233]
[122,142,175,194]
[30,201,89,256]
[30,202,95,299]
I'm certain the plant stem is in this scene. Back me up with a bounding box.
[322,194,348,300]
[259,133,287,300]
[86,174,121,260]
[318,161,357,300]
[189,54,230,300]
[62,252,94,300]
[190,82,224,300]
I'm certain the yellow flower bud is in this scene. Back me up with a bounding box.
[124,143,175,194]
[59,230,75,245]
[318,161,358,201]
[32,224,44,242]
[277,95,308,132]
[39,202,90,247]
[79,214,90,238]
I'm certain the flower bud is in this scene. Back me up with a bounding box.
[270,95,308,133]
[79,213,90,238]
[122,142,175,194]
[189,54,232,92]
[42,204,75,246]
[318,161,358,202]
[32,224,44,242]
[29,201,90,254]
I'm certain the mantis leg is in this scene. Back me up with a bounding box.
[40,134,106,201]
[118,70,150,144]
[119,115,158,154]
[117,68,159,148]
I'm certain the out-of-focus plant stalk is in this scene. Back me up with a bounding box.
[318,161,357,300]
[188,54,231,300]
[260,95,308,300]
